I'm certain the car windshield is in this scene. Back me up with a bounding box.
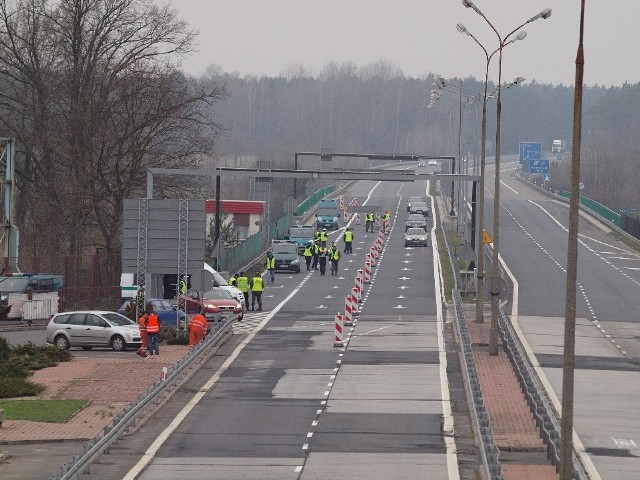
[289,227,315,238]
[317,208,337,216]
[272,244,297,254]
[203,289,233,300]
[408,197,422,203]
[103,312,135,326]
[412,202,428,208]
[407,214,425,221]
[407,228,426,235]
[0,277,31,293]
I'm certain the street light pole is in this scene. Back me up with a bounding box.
[560,1,585,478]
[462,0,551,354]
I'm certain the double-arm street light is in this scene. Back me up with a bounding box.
[455,22,525,325]
[461,0,551,355]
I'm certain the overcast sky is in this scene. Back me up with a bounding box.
[167,1,633,88]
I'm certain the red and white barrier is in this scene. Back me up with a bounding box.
[356,270,364,296]
[162,366,168,381]
[343,208,349,222]
[369,248,377,267]
[350,290,360,316]
[339,197,345,210]
[334,313,344,346]
[344,297,354,326]
[364,260,372,284]
[355,213,361,225]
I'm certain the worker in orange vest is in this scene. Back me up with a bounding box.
[188,310,208,347]
[136,307,149,357]
[145,306,160,356]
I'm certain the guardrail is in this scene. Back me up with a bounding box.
[48,317,236,480]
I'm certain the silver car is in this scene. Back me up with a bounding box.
[405,214,427,231]
[405,227,429,247]
[46,311,142,351]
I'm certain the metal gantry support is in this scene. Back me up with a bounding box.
[0,137,18,271]
[177,199,189,330]
[135,198,149,320]
[250,160,273,244]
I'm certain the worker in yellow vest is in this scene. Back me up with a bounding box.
[329,243,341,275]
[250,271,264,311]
[365,212,375,232]
[343,227,353,254]
[236,272,250,310]
[265,252,276,284]
[303,241,314,271]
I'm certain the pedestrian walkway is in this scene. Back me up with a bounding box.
[0,346,188,443]
[464,304,559,480]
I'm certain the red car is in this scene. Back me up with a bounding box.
[183,287,243,322]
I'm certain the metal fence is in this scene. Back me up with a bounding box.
[295,185,335,216]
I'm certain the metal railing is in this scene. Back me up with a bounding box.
[48,317,236,480]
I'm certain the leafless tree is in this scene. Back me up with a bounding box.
[0,0,225,258]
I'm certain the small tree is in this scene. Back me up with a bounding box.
[205,213,238,263]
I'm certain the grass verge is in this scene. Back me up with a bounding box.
[0,398,88,423]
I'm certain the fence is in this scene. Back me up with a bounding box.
[295,185,335,216]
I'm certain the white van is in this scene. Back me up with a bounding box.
[203,263,245,306]
[552,139,562,153]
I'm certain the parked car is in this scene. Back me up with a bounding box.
[180,287,244,321]
[271,240,301,273]
[404,227,429,247]
[201,287,244,322]
[428,159,438,166]
[409,201,430,216]
[405,214,427,231]
[0,273,63,306]
[406,196,423,212]
[417,161,426,167]
[46,310,141,351]
[118,298,185,326]
[203,262,245,306]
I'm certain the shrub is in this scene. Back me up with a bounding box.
[0,376,45,398]
[0,336,10,361]
[162,326,189,345]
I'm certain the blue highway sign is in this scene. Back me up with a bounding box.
[529,159,550,174]
[519,142,542,163]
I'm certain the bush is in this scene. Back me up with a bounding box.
[161,326,189,345]
[0,376,45,398]
[0,336,10,361]
[10,343,73,370]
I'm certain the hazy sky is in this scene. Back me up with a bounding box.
[167,1,633,87]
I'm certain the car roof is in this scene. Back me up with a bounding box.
[407,214,426,219]
[54,310,119,315]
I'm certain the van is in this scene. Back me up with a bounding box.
[271,240,301,273]
[0,273,64,306]
[551,139,562,153]
[316,199,340,230]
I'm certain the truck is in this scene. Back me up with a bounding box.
[315,199,340,231]
[551,139,562,153]
[285,225,316,255]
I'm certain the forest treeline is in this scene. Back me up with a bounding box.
[203,61,640,213]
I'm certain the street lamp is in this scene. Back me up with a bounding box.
[456,22,526,325]
[461,0,551,354]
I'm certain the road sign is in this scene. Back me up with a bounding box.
[529,159,550,174]
[544,174,550,181]
[482,230,493,244]
[519,142,542,163]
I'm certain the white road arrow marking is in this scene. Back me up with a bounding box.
[394,305,407,309]
[324,295,333,299]
[402,260,412,264]
[398,276,410,280]
[397,295,406,299]
[398,285,410,290]
[401,267,411,271]
[316,305,328,309]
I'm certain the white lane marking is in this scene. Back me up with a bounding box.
[123,286,304,480]
[295,466,303,473]
[500,180,519,194]
[430,180,460,480]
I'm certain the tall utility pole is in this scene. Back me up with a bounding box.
[1,137,18,272]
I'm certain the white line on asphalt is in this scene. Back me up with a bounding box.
[122,286,304,480]
[430,181,460,480]
[500,180,519,194]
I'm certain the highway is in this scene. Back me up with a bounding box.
[80,177,463,479]
[482,159,640,480]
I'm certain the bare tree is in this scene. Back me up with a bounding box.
[0,0,225,258]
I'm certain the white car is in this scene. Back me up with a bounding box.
[47,311,141,351]
[428,159,438,166]
[203,262,245,306]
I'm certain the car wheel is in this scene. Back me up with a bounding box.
[54,334,70,350]
[110,335,127,352]
[82,346,93,351]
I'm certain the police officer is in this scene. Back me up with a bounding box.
[236,271,250,310]
[229,273,239,286]
[250,271,263,311]
[382,211,391,231]
[179,275,188,295]
[318,243,328,275]
[265,252,276,284]
[303,240,314,271]
[317,228,328,243]
[311,239,320,270]
[329,242,341,275]
[365,211,375,232]
[343,227,353,254]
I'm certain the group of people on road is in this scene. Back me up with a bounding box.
[230,270,263,311]
[364,211,390,233]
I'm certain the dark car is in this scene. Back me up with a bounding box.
[118,298,186,326]
[271,240,301,273]
[405,214,427,231]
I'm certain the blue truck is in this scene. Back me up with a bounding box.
[315,199,340,230]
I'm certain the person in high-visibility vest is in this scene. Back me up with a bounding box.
[318,244,328,276]
[250,271,264,311]
[136,307,149,357]
[229,273,239,286]
[236,272,250,310]
[265,252,276,284]
[382,211,391,231]
[329,243,341,275]
[179,276,188,295]
[343,227,353,254]
[317,229,328,242]
[311,240,320,270]
[303,241,314,271]
[365,212,375,232]
[145,307,160,356]
[188,310,208,347]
